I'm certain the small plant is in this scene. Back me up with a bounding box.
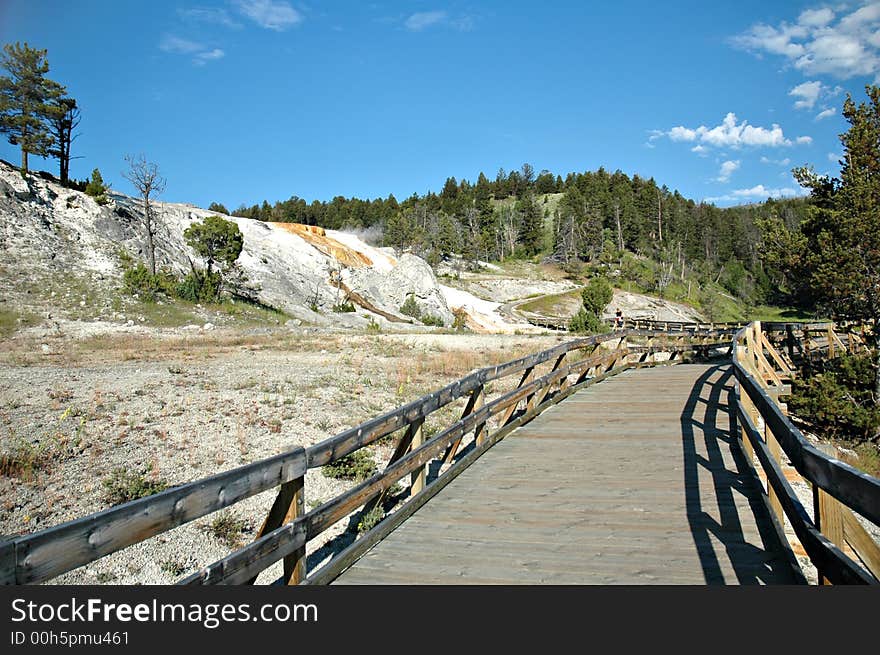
[400,294,421,319]
[0,437,48,481]
[102,467,168,506]
[160,559,187,577]
[332,301,356,313]
[452,307,468,330]
[205,512,248,549]
[322,450,377,481]
[366,317,381,333]
[357,505,384,534]
[421,314,444,327]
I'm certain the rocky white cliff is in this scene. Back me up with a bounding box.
[0,161,455,329]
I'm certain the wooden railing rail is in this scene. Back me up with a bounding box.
[1,326,735,586]
[732,320,880,585]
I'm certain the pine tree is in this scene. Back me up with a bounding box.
[0,42,65,175]
[85,168,109,204]
[516,193,544,256]
[48,96,79,185]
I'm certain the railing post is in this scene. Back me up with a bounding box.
[252,472,306,585]
[410,419,426,494]
[814,443,846,585]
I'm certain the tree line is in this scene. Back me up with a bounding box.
[224,163,810,309]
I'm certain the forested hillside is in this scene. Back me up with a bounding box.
[226,166,811,316]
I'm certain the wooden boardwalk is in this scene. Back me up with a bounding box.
[332,364,801,584]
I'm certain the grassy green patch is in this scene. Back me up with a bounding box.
[0,309,39,338]
[517,288,582,317]
[322,450,378,481]
[102,467,169,506]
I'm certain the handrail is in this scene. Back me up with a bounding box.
[0,325,734,585]
[731,320,880,584]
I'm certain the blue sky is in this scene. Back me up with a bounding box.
[1,1,877,209]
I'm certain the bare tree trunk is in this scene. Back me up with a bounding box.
[615,203,623,252]
[145,200,156,276]
[657,191,662,244]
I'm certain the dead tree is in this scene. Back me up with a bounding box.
[123,154,166,275]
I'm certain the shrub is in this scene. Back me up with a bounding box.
[332,301,356,313]
[102,467,168,506]
[322,450,377,481]
[175,270,221,303]
[421,314,444,327]
[357,506,384,534]
[0,437,49,481]
[122,263,176,302]
[85,168,109,205]
[569,308,604,334]
[205,512,248,549]
[400,294,421,319]
[452,307,468,330]
[788,353,880,443]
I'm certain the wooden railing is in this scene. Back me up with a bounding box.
[0,327,734,586]
[732,321,880,584]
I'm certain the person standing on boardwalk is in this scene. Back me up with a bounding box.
[614,308,623,330]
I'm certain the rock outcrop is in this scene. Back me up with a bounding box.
[0,160,452,327]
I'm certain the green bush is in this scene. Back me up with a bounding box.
[421,314,444,327]
[102,467,168,506]
[122,263,177,302]
[400,294,421,319]
[789,353,880,443]
[85,168,109,205]
[357,506,384,534]
[175,270,221,303]
[321,450,378,481]
[568,307,605,334]
[332,301,356,313]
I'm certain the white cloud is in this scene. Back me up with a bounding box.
[733,184,800,198]
[234,0,302,31]
[815,107,837,120]
[716,160,740,183]
[760,156,791,166]
[160,34,203,54]
[194,48,225,65]
[789,80,823,109]
[659,113,801,150]
[796,135,813,145]
[828,151,842,162]
[731,2,880,79]
[159,34,224,65]
[405,11,447,31]
[799,7,835,28]
[691,145,709,155]
[403,10,475,31]
[179,7,241,28]
[669,126,697,141]
[705,185,805,203]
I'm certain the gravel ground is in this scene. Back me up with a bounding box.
[0,324,564,584]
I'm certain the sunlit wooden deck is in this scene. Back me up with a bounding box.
[332,364,801,584]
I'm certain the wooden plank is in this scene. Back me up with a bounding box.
[182,521,307,585]
[10,446,307,585]
[842,509,880,581]
[737,400,874,584]
[334,365,801,585]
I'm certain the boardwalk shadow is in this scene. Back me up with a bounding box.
[680,365,803,584]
